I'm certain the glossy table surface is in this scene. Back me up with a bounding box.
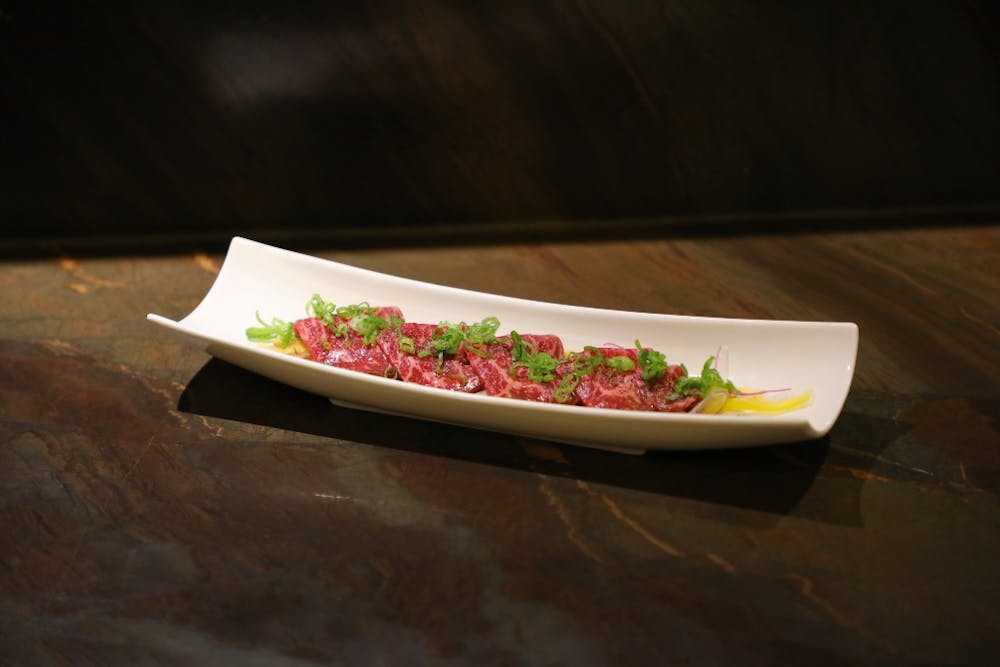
[1,224,998,665]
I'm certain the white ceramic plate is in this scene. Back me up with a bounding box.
[148,237,858,454]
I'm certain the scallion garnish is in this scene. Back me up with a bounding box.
[635,340,667,385]
[550,347,646,402]
[508,331,560,383]
[307,294,337,325]
[605,355,636,373]
[306,294,394,345]
[419,316,501,358]
[349,312,389,345]
[669,356,738,400]
[246,311,297,348]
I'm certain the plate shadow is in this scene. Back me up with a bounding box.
[178,358,879,526]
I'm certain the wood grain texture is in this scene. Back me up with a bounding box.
[2,1,998,243]
[1,224,997,664]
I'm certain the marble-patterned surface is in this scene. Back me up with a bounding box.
[1,225,998,665]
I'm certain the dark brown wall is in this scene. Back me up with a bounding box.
[2,1,999,245]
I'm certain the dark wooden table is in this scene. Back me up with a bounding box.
[2,224,998,665]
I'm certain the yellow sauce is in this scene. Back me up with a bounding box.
[720,388,813,415]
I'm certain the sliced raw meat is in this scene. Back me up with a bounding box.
[573,347,697,412]
[378,323,482,392]
[572,348,647,410]
[293,305,402,377]
[647,364,700,412]
[467,334,579,404]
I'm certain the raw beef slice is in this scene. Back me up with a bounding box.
[293,306,402,376]
[468,334,579,404]
[573,347,698,412]
[378,323,482,392]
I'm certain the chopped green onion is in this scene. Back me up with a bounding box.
[508,331,560,382]
[419,324,466,357]
[420,316,500,358]
[350,312,389,345]
[332,322,351,339]
[605,355,636,372]
[307,294,338,325]
[669,356,738,400]
[549,346,649,402]
[635,340,667,384]
[307,294,395,345]
[246,311,297,348]
[554,374,580,403]
[465,316,501,345]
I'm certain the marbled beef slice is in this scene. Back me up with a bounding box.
[574,347,700,412]
[468,334,578,403]
[573,348,650,410]
[293,307,400,376]
[378,323,482,392]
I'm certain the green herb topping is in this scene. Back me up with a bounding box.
[669,356,738,400]
[635,340,667,384]
[605,355,636,372]
[418,316,500,358]
[399,335,417,354]
[306,294,399,345]
[551,347,635,403]
[508,331,561,383]
[410,316,501,370]
[246,312,297,348]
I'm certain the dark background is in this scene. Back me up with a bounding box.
[2,1,998,251]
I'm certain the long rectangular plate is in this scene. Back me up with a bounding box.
[148,237,858,454]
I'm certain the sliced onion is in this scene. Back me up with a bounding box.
[736,387,791,397]
[691,388,730,414]
[712,345,729,376]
